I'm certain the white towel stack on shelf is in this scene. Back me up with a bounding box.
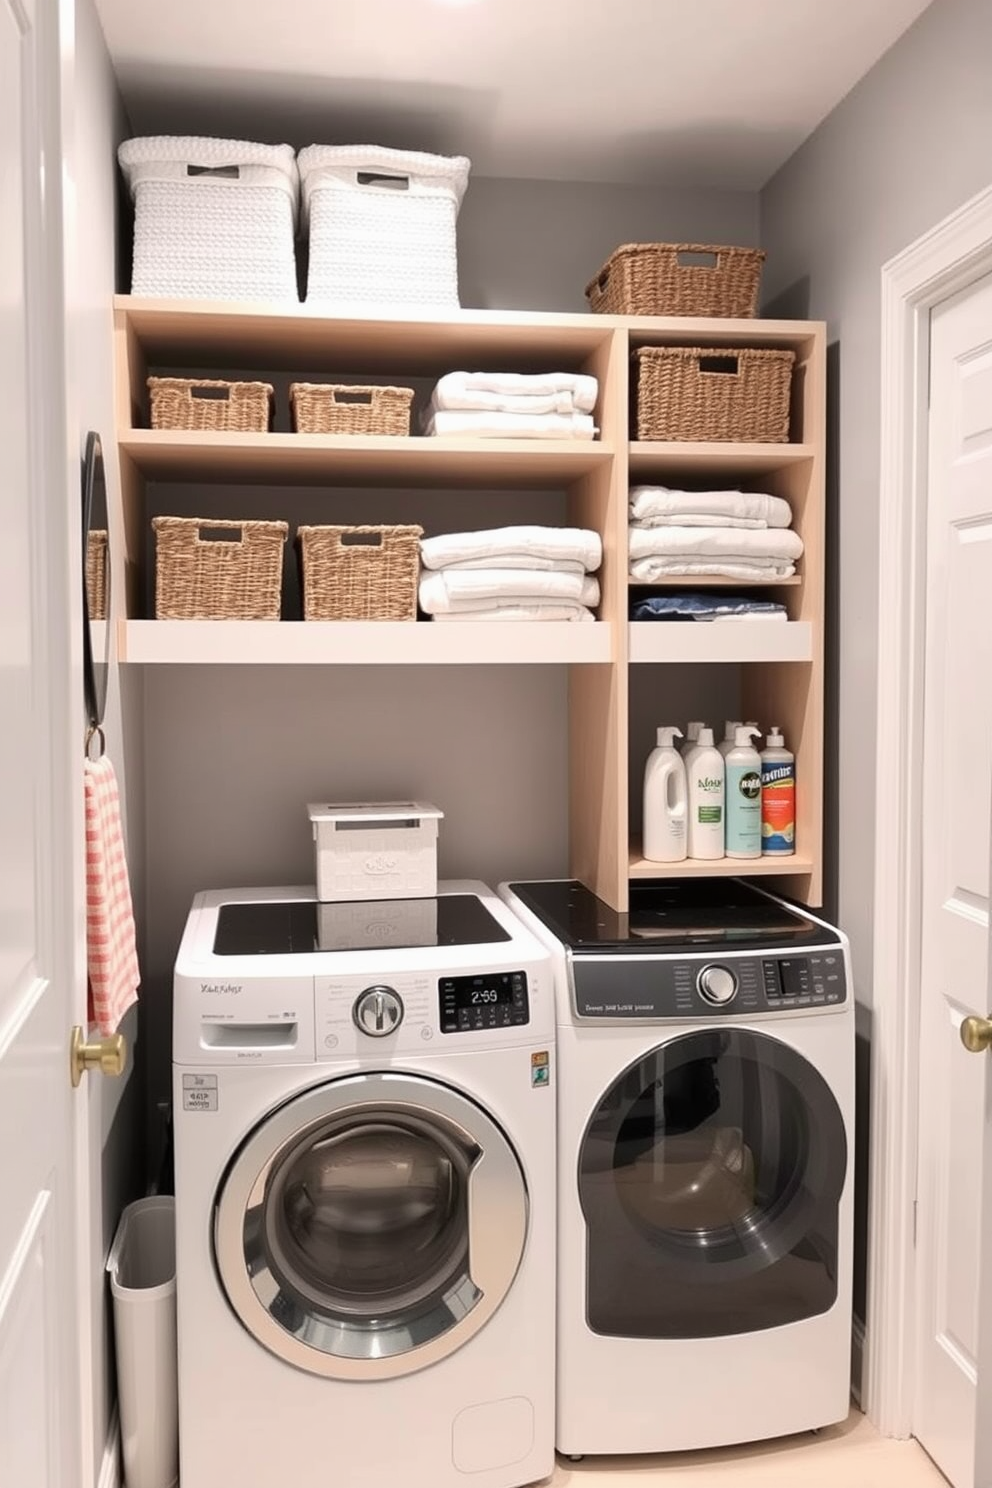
[424,371,599,439]
[628,485,804,582]
[419,526,602,621]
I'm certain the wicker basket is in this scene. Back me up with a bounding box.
[298,524,423,621]
[633,346,795,443]
[290,383,414,436]
[586,243,765,318]
[152,516,288,619]
[85,529,108,620]
[148,377,273,433]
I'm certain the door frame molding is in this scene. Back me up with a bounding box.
[867,182,992,1435]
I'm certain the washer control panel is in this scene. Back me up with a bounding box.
[572,947,847,1020]
[439,971,530,1034]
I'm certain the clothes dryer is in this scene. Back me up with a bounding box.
[173,882,555,1488]
[501,878,854,1458]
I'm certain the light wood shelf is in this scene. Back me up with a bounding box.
[119,429,612,487]
[117,619,613,666]
[629,847,816,881]
[628,621,813,664]
[112,298,827,911]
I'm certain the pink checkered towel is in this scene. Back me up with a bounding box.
[84,755,140,1035]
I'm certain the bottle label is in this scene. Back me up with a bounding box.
[762,760,795,853]
[727,766,761,853]
[698,806,722,824]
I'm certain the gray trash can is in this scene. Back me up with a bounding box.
[107,1196,179,1488]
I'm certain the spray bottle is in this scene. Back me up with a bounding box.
[761,725,796,856]
[642,727,687,863]
[725,725,763,859]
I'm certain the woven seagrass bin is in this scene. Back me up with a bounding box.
[86,529,108,620]
[152,517,288,619]
[586,243,765,318]
[633,346,795,443]
[148,377,273,433]
[298,524,423,621]
[290,383,414,436]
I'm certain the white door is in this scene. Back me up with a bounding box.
[914,269,992,1488]
[0,2,83,1485]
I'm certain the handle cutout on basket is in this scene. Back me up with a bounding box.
[332,389,375,405]
[678,249,720,269]
[357,171,410,191]
[197,524,243,544]
[596,266,611,291]
[187,164,241,180]
[340,531,384,547]
[189,385,232,401]
[698,355,740,376]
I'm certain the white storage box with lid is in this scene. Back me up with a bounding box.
[297,145,470,310]
[118,136,299,302]
[308,801,444,902]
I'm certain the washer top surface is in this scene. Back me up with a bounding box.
[212,893,509,956]
[507,878,841,954]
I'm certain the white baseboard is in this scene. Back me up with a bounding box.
[97,1410,120,1488]
[852,1315,866,1408]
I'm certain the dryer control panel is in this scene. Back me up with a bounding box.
[571,947,847,1020]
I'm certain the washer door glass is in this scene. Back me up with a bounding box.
[215,1074,528,1380]
[578,1028,848,1339]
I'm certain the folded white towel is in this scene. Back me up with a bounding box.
[420,525,602,573]
[419,569,600,614]
[629,557,797,582]
[629,486,793,529]
[425,409,597,440]
[434,370,598,412]
[430,603,596,623]
[433,387,580,415]
[629,526,804,562]
[631,513,768,530]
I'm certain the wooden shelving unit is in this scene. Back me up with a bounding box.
[111,297,826,912]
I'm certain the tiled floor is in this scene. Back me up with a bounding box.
[549,1408,948,1486]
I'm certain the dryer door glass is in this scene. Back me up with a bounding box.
[214,1073,529,1380]
[577,1028,847,1339]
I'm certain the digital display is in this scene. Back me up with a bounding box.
[439,971,530,1033]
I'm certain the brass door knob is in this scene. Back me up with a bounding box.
[70,1025,127,1087]
[960,1016,992,1055]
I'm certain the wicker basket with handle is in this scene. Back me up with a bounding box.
[586,243,766,318]
[86,529,108,620]
[633,346,795,443]
[298,524,423,621]
[148,377,273,433]
[152,516,288,619]
[290,383,414,436]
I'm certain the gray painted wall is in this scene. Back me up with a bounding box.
[760,0,992,1328]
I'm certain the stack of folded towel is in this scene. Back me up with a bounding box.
[418,525,602,622]
[628,485,804,582]
[424,371,598,440]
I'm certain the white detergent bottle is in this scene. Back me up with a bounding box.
[643,727,688,863]
[686,727,725,860]
[761,725,796,856]
[681,721,705,759]
[718,721,742,759]
[725,725,763,859]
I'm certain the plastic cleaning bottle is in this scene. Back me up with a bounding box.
[686,727,725,860]
[681,721,705,759]
[725,725,763,859]
[642,728,687,863]
[761,725,796,856]
[718,721,742,759]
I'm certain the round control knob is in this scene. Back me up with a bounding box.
[353,986,404,1038]
[697,964,739,1006]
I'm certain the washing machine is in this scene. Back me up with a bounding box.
[501,877,854,1458]
[172,881,555,1488]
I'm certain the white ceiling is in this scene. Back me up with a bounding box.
[95,0,934,190]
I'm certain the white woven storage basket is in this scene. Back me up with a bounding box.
[298,145,470,310]
[118,136,300,303]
